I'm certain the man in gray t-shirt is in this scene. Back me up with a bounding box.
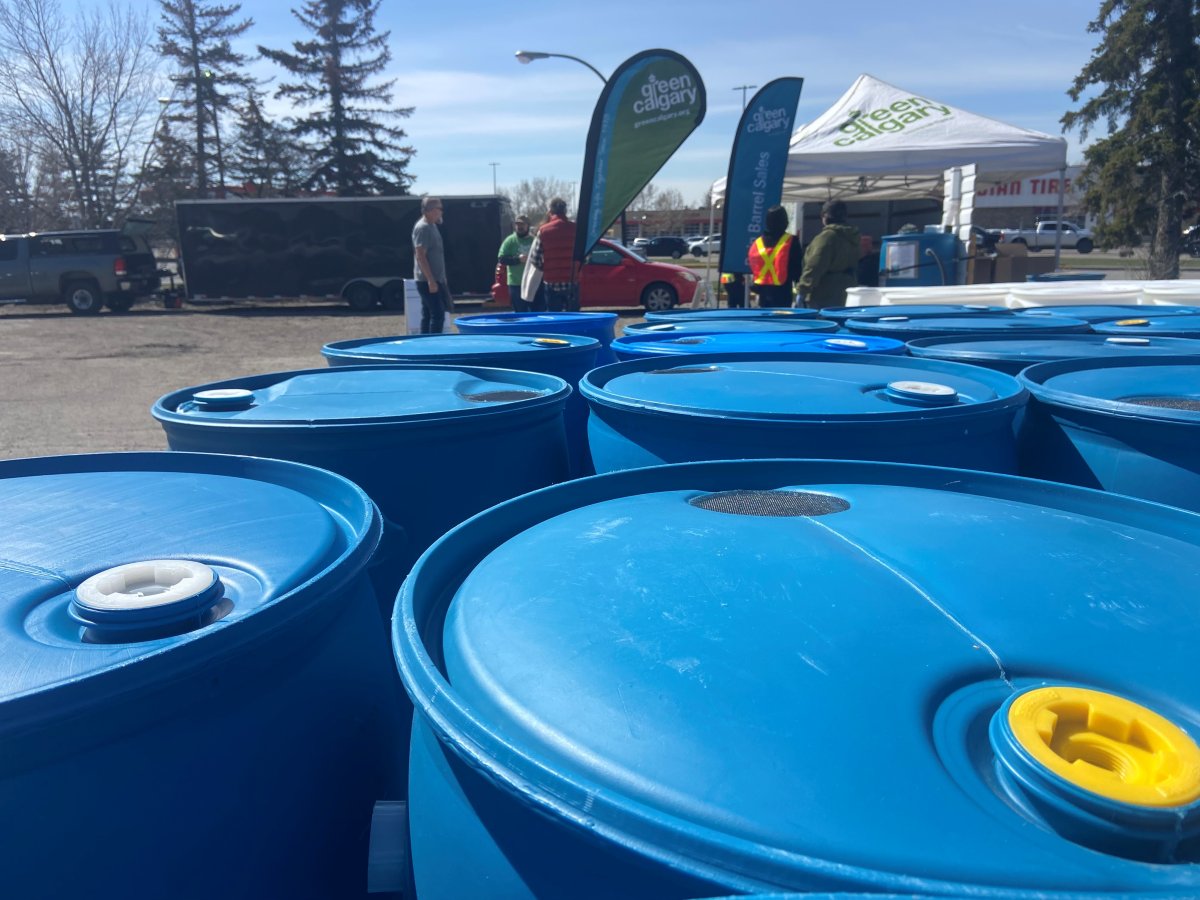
[412,196,451,333]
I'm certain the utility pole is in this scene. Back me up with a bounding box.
[733,84,758,110]
[489,162,500,195]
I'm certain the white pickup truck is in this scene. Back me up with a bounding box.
[999,221,1094,254]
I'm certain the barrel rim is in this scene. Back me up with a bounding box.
[321,331,601,364]
[1019,354,1200,424]
[907,333,1200,365]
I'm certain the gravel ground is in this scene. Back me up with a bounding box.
[0,300,646,460]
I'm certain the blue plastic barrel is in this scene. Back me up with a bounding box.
[644,307,818,322]
[846,314,1091,340]
[153,365,571,608]
[454,311,620,364]
[580,353,1025,474]
[0,451,403,899]
[1018,356,1200,511]
[1016,305,1200,324]
[1092,314,1200,339]
[819,303,1008,324]
[612,331,905,361]
[907,334,1200,375]
[880,231,959,286]
[623,318,838,337]
[321,333,599,477]
[396,458,1200,899]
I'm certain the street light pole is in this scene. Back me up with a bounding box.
[733,84,758,111]
[489,162,499,195]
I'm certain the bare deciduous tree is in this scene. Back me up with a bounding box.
[502,176,576,221]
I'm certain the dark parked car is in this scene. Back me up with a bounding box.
[640,236,689,259]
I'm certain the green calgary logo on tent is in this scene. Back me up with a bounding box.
[834,97,952,146]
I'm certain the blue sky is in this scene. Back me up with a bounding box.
[236,0,1102,204]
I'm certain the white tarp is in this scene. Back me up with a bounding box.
[713,74,1068,202]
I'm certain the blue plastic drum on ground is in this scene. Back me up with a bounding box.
[0,452,403,899]
[623,318,838,337]
[907,334,1200,375]
[581,353,1025,474]
[846,314,1091,340]
[321,333,599,477]
[454,311,620,364]
[643,308,819,322]
[1016,304,1200,324]
[819,303,1008,324]
[612,331,905,361]
[153,365,571,608]
[396,458,1200,899]
[1092,314,1200,339]
[1018,356,1200,511]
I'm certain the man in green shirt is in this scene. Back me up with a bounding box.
[497,215,542,311]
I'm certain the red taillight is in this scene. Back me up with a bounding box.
[113,256,127,276]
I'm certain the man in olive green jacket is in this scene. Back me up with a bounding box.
[797,200,860,308]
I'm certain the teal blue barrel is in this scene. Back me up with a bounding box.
[0,452,404,899]
[395,458,1200,899]
[1092,314,1200,339]
[454,311,620,363]
[612,331,905,361]
[819,303,1008,324]
[1017,305,1200,324]
[623,318,838,338]
[1018,355,1200,511]
[321,333,599,477]
[643,307,818,322]
[152,365,571,609]
[907,334,1200,375]
[846,314,1091,341]
[581,353,1025,474]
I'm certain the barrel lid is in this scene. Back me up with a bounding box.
[623,319,838,336]
[908,333,1200,366]
[582,353,1022,420]
[400,459,1200,893]
[1019,356,1200,423]
[644,308,818,322]
[153,365,571,427]
[0,451,378,727]
[321,332,599,363]
[819,303,1008,323]
[613,332,905,357]
[1016,305,1200,324]
[1093,314,1200,337]
[455,311,618,326]
[847,314,1091,338]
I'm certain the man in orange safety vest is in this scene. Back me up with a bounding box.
[747,205,803,308]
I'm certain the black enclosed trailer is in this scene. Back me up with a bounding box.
[175,195,512,309]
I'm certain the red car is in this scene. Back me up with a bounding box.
[492,239,701,312]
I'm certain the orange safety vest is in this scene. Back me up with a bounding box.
[748,234,793,286]
[720,273,738,284]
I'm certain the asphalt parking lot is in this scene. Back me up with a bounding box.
[0,300,647,460]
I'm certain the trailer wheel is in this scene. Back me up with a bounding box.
[345,282,379,311]
[380,281,405,311]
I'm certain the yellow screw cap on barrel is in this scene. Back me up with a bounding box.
[1008,686,1200,808]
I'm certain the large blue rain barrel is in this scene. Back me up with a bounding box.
[880,231,959,286]
[643,307,819,322]
[612,331,905,361]
[396,458,1200,899]
[580,353,1025,474]
[907,334,1200,375]
[153,365,571,608]
[1017,305,1200,324]
[819,303,1008,324]
[0,452,403,899]
[1018,355,1200,511]
[454,311,620,364]
[321,333,599,477]
[1092,314,1200,339]
[846,314,1091,340]
[623,318,838,337]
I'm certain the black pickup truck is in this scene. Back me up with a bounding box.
[0,229,162,314]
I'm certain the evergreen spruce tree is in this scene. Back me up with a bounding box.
[157,0,255,197]
[258,0,414,196]
[1062,0,1200,278]
[229,89,308,196]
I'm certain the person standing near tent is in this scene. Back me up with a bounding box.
[747,205,803,308]
[720,272,745,308]
[797,200,860,308]
[497,215,541,312]
[413,196,452,333]
[531,198,579,312]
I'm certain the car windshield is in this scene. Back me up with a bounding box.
[603,241,646,262]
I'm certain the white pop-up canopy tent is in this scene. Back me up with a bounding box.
[713,73,1068,202]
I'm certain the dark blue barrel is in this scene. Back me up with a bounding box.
[907,334,1200,375]
[643,307,818,322]
[612,331,905,361]
[454,311,620,364]
[580,353,1025,474]
[1016,304,1200,324]
[321,333,599,477]
[623,318,838,337]
[819,303,1008,324]
[846,314,1091,340]
[0,452,403,899]
[396,458,1200,899]
[153,365,571,608]
[1018,356,1200,511]
[1092,314,1200,339]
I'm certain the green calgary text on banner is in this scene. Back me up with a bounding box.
[574,49,706,261]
